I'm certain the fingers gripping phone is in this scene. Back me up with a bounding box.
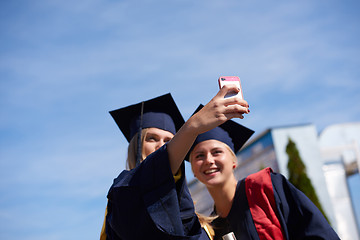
[218,76,243,99]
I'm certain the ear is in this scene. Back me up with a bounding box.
[233,162,237,169]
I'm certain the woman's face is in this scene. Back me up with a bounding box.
[142,127,174,158]
[190,139,236,187]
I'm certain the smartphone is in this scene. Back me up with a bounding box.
[218,76,243,99]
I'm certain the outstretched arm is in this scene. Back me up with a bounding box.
[167,85,250,174]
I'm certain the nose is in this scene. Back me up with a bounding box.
[204,153,215,165]
[155,139,165,150]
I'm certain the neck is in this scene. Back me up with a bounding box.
[207,175,237,218]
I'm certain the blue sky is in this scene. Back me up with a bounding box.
[1,1,359,239]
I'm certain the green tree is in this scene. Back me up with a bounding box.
[285,137,329,222]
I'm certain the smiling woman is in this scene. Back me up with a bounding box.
[102,93,216,240]
[1,1,360,239]
[190,140,237,188]
[187,107,340,240]
[103,85,250,240]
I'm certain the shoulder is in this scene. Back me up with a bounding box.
[245,167,273,189]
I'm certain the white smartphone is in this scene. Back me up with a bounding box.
[218,76,243,99]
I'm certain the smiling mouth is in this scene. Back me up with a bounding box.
[204,169,220,175]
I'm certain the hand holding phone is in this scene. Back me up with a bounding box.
[218,76,243,99]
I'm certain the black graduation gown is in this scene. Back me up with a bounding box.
[212,168,340,240]
[105,144,210,240]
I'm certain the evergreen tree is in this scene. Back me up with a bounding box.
[285,137,329,222]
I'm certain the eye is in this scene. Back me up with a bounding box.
[164,137,172,143]
[146,134,157,142]
[212,149,223,156]
[194,153,205,160]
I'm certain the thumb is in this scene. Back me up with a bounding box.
[218,84,240,98]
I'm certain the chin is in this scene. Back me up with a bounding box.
[202,178,223,188]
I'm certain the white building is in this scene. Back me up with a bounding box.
[319,122,360,240]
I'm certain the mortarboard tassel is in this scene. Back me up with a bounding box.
[135,101,144,167]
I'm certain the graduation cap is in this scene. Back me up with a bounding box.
[188,105,255,158]
[110,93,185,166]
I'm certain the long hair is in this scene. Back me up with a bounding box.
[126,128,149,170]
[196,212,216,239]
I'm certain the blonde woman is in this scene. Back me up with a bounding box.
[101,92,231,240]
[187,106,340,239]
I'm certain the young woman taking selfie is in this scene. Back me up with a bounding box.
[101,91,245,240]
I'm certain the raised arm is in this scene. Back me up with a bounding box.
[167,85,250,174]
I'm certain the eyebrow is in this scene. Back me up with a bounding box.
[145,133,159,139]
[146,132,172,139]
[212,147,223,151]
[193,149,205,155]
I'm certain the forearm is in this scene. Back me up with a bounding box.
[167,85,249,175]
[167,117,198,174]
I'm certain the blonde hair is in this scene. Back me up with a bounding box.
[196,212,216,239]
[223,143,237,164]
[126,128,149,170]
